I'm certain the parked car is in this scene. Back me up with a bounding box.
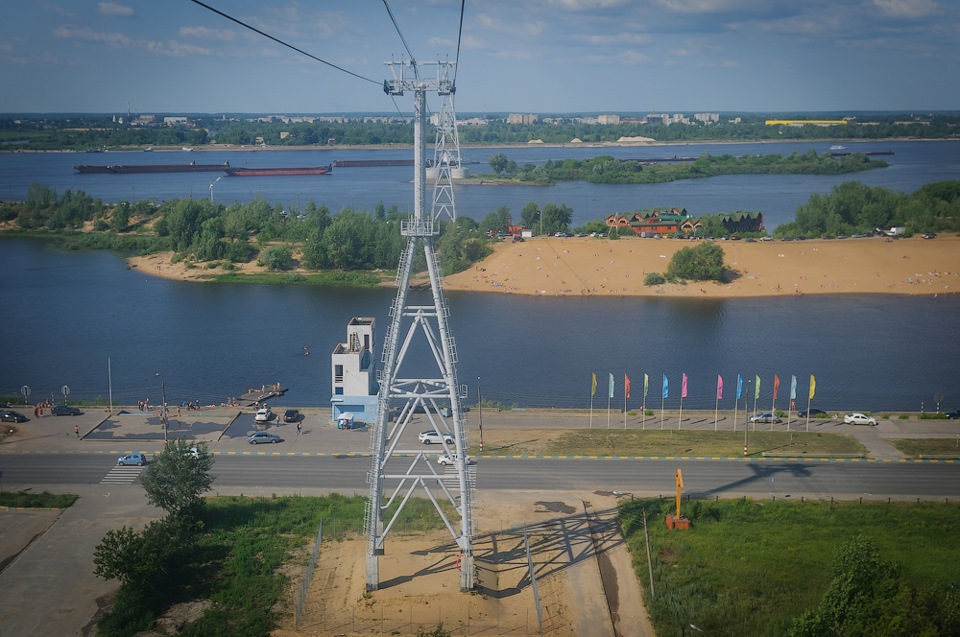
[52,405,81,416]
[117,452,147,466]
[749,412,781,424]
[0,410,28,423]
[419,430,454,445]
[798,408,828,419]
[438,453,475,466]
[283,408,301,423]
[248,431,283,445]
[254,408,274,422]
[843,413,878,426]
[922,233,937,239]
[946,409,960,420]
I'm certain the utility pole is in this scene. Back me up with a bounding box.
[366,59,474,593]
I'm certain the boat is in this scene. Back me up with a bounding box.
[829,145,847,151]
[73,161,230,174]
[224,165,332,177]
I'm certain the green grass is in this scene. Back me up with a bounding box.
[478,429,866,457]
[0,491,78,508]
[620,498,960,637]
[887,438,960,457]
[98,493,451,637]
[211,269,384,286]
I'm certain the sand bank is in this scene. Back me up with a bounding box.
[129,235,959,298]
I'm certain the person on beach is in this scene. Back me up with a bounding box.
[297,422,302,436]
[74,424,80,438]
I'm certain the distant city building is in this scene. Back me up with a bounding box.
[597,114,621,125]
[694,113,719,123]
[507,113,539,125]
[764,119,848,126]
[330,317,379,425]
[163,117,189,126]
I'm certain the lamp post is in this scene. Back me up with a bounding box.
[157,372,168,442]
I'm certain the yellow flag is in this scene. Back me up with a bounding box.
[591,372,597,397]
[809,374,816,400]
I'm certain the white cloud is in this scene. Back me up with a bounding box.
[580,32,651,45]
[54,25,210,57]
[54,24,131,48]
[872,0,940,19]
[547,0,629,9]
[97,2,133,17]
[179,26,237,42]
[654,0,770,13]
[619,50,652,64]
[428,36,455,47]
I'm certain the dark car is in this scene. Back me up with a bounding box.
[0,410,29,423]
[798,408,828,419]
[52,405,81,416]
[946,409,960,420]
[283,408,301,423]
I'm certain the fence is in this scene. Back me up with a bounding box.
[294,520,322,629]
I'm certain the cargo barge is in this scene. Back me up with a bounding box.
[74,161,230,174]
[224,165,332,177]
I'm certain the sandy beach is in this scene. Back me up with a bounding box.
[129,235,959,298]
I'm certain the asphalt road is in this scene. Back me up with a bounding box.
[3,454,959,500]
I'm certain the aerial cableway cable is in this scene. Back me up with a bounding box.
[381,0,419,78]
[453,0,465,84]
[187,0,380,86]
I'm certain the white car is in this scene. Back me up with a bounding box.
[843,413,878,426]
[419,430,454,445]
[254,408,274,422]
[438,454,474,466]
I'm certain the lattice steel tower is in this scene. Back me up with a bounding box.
[365,59,475,592]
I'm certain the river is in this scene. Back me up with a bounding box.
[2,237,958,413]
[1,140,958,412]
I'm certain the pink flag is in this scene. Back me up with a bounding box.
[681,373,688,398]
[717,374,723,400]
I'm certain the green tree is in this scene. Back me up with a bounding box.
[520,202,540,230]
[488,153,508,175]
[261,245,294,270]
[789,535,941,637]
[666,242,726,281]
[138,439,215,521]
[541,202,573,233]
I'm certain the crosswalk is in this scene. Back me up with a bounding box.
[101,465,146,485]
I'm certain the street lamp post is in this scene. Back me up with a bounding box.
[744,379,751,457]
[157,373,168,442]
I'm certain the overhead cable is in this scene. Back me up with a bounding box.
[453,0,465,84]
[187,0,379,86]
[381,0,419,78]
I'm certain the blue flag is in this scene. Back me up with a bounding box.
[736,374,743,400]
[790,375,797,401]
[662,374,669,399]
[608,373,614,399]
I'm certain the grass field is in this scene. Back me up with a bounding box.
[0,491,78,508]
[888,437,960,457]
[477,429,867,458]
[619,498,960,636]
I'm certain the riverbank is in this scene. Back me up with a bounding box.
[128,235,960,297]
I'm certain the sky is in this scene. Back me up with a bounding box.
[1,0,958,115]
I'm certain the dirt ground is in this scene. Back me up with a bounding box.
[273,491,654,637]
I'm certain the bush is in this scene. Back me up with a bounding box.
[644,272,667,286]
[666,242,726,281]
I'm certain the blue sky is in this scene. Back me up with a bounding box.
[2,0,958,115]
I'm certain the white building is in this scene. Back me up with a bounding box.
[330,317,379,424]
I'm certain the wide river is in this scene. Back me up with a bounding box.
[1,141,958,412]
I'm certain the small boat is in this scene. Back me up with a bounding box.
[224,165,332,177]
[829,145,847,151]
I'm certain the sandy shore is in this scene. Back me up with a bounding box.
[129,235,959,298]
[442,235,960,298]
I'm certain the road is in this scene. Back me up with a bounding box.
[3,453,959,500]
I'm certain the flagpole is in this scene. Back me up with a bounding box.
[733,390,738,433]
[805,394,811,433]
[590,393,594,430]
[714,393,719,432]
[607,392,611,429]
[678,396,683,430]
[623,387,627,430]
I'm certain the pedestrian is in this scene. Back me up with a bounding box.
[297,422,302,436]
[34,405,39,418]
[74,424,80,438]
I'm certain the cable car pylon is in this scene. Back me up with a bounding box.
[365,58,475,592]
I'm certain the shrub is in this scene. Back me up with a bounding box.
[644,272,666,286]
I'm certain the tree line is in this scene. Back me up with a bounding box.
[3,113,958,151]
[485,150,888,185]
